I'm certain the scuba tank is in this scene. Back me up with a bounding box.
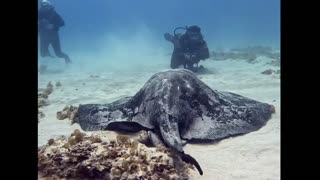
[172,26,204,72]
[174,26,204,48]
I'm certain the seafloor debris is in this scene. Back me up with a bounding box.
[38,111,45,123]
[56,81,62,87]
[261,69,275,75]
[210,46,280,62]
[38,82,55,123]
[90,75,100,78]
[211,50,257,61]
[44,82,54,95]
[38,97,49,108]
[38,81,54,107]
[261,69,281,79]
[56,105,78,123]
[38,130,193,179]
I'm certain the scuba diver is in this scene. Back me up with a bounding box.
[164,25,209,72]
[38,0,71,64]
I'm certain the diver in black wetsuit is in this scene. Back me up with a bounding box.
[38,0,71,64]
[164,25,209,72]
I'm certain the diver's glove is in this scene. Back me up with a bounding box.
[164,33,174,42]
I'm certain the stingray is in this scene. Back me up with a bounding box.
[74,69,275,175]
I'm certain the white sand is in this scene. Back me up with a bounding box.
[38,56,280,180]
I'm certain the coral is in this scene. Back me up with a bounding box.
[56,105,79,123]
[38,93,49,99]
[56,111,68,120]
[38,98,48,108]
[43,82,53,95]
[47,81,53,89]
[38,82,53,108]
[137,130,149,144]
[38,81,55,122]
[48,139,55,146]
[38,111,45,123]
[116,134,130,145]
[38,131,194,179]
[89,135,102,143]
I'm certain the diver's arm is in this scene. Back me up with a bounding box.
[165,33,182,49]
[53,11,65,28]
[164,33,175,43]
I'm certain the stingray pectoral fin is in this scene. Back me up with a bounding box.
[182,103,274,141]
[76,104,127,131]
[77,103,153,132]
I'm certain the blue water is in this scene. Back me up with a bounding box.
[38,2,281,178]
[38,0,280,70]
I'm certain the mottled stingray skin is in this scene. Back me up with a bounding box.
[75,69,275,175]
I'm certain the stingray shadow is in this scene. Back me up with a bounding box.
[185,132,248,146]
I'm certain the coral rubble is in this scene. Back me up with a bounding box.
[38,130,193,179]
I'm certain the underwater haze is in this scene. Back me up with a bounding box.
[38,1,280,179]
[38,0,280,72]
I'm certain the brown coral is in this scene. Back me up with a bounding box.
[56,105,79,122]
[38,81,54,121]
[38,111,45,119]
[56,111,68,120]
[38,131,193,179]
[38,98,49,108]
[47,139,55,146]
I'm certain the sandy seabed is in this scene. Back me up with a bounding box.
[38,56,280,180]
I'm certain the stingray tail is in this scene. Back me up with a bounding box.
[179,152,203,175]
